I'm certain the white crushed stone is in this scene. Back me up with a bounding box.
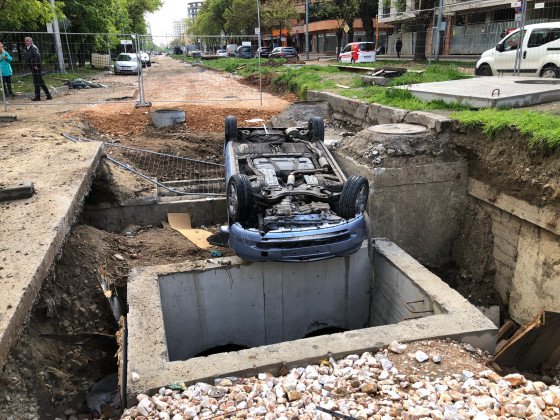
[123,343,560,420]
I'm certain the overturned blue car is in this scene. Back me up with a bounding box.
[221,115,369,262]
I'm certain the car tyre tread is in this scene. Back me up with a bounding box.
[338,176,369,219]
[228,174,253,224]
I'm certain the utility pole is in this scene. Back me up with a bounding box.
[434,0,443,61]
[305,0,310,60]
[513,0,528,76]
[49,0,65,73]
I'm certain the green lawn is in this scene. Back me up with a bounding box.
[11,67,103,94]
[173,55,560,147]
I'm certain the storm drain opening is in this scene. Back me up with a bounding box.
[157,246,376,362]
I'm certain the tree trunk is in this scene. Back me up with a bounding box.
[359,0,375,41]
[413,13,431,61]
[336,28,343,54]
[348,27,354,44]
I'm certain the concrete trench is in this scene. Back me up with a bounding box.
[7,97,557,414]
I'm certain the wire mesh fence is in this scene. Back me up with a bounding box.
[63,134,226,196]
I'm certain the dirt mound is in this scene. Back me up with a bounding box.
[452,127,560,209]
[0,223,231,417]
[71,104,282,137]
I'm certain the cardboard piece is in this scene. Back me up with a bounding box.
[167,213,212,249]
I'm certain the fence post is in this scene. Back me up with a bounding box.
[0,73,7,112]
[135,34,151,108]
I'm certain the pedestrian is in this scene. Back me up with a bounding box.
[24,36,52,101]
[0,42,15,98]
[396,37,402,59]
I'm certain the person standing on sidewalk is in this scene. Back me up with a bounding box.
[24,37,52,101]
[0,42,15,97]
[396,38,403,59]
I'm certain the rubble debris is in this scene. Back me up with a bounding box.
[65,78,106,89]
[493,310,560,371]
[123,342,560,419]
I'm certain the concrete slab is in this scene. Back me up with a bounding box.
[126,240,497,404]
[0,140,102,368]
[400,77,560,108]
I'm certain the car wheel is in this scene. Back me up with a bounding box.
[225,116,238,144]
[540,64,559,78]
[308,116,325,142]
[338,176,369,219]
[227,174,253,224]
[478,63,493,76]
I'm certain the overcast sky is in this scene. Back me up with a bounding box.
[146,0,188,38]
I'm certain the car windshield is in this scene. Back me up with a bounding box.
[283,48,296,52]
[117,54,133,61]
[359,42,375,51]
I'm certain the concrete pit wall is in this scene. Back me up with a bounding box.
[126,240,496,405]
[82,197,227,231]
[466,179,560,325]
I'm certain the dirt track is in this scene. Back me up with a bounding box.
[0,55,283,418]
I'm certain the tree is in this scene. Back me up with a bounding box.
[313,0,359,54]
[358,0,376,43]
[190,0,229,36]
[262,0,298,42]
[224,0,257,35]
[0,0,58,31]
[126,0,163,34]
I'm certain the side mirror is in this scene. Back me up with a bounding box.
[496,43,504,52]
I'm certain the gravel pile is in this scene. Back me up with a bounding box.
[123,341,560,420]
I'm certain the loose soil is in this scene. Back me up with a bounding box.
[452,127,560,210]
[0,223,232,418]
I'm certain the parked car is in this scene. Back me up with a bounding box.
[255,47,271,58]
[216,49,228,57]
[338,42,376,64]
[173,46,184,55]
[114,53,140,75]
[222,115,369,262]
[269,47,299,59]
[237,45,253,59]
[475,22,560,78]
[139,51,151,67]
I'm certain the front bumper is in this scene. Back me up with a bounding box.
[223,215,367,262]
[115,67,138,74]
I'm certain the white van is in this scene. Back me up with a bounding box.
[475,22,560,78]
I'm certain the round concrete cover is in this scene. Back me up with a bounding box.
[367,124,428,135]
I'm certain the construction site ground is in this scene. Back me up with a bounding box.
[0,55,558,418]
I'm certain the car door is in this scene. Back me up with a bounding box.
[338,45,351,63]
[494,29,526,74]
[522,27,560,76]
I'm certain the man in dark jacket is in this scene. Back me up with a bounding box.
[396,38,403,59]
[24,37,52,101]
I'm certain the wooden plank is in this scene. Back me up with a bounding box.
[0,182,34,202]
[167,212,212,249]
[492,310,560,370]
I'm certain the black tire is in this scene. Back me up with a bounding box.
[308,116,325,142]
[227,174,253,224]
[225,115,238,144]
[338,176,369,219]
[478,63,493,77]
[540,64,559,78]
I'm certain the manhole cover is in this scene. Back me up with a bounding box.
[367,123,428,135]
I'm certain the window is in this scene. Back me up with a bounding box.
[359,42,375,51]
[528,29,560,48]
[502,30,525,51]
[342,45,351,53]
[117,54,132,61]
